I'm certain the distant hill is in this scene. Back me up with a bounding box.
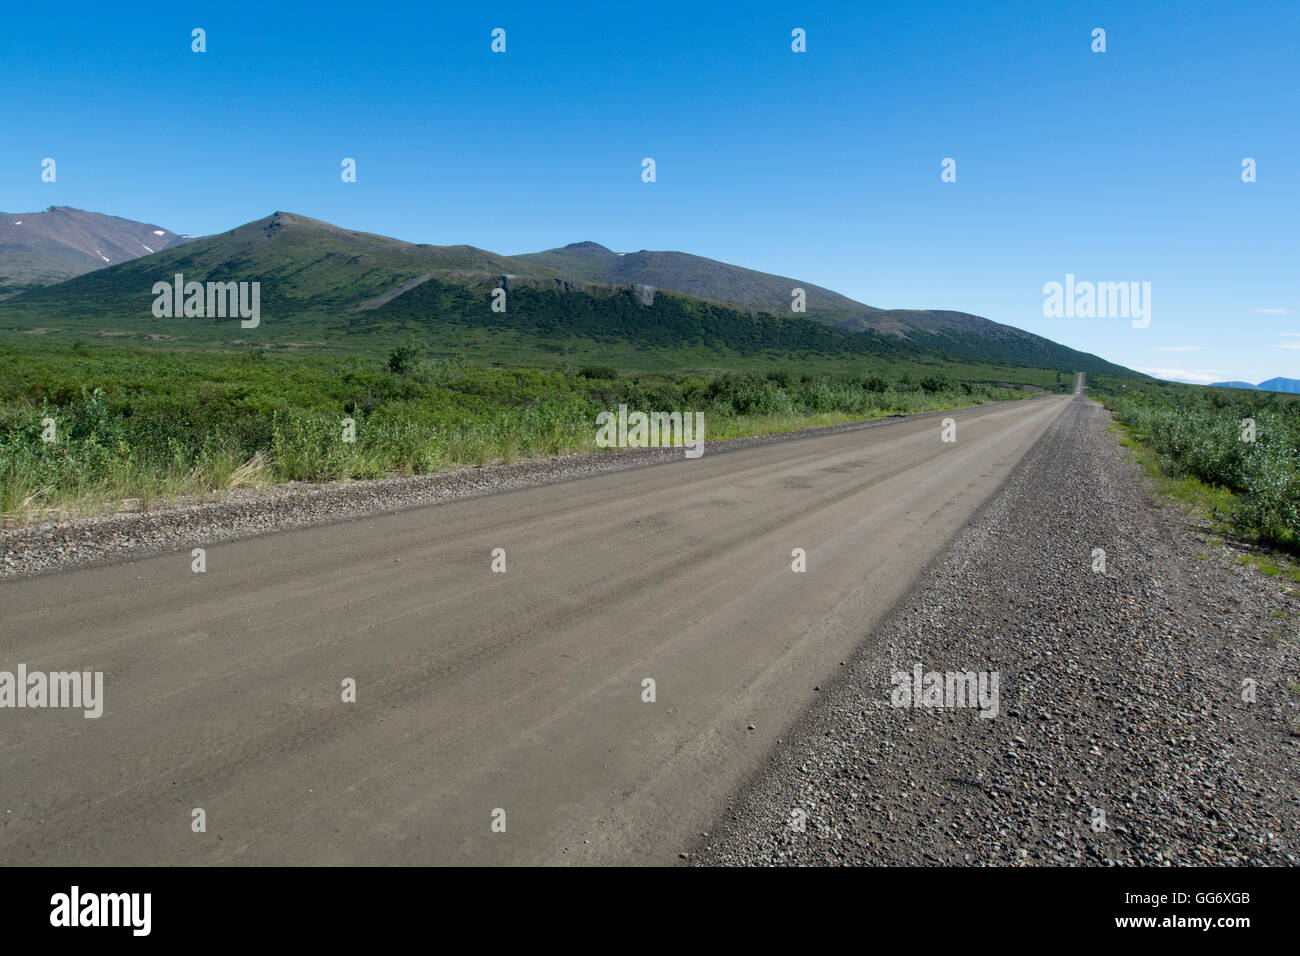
[514,241,870,318]
[3,212,563,320]
[0,206,190,297]
[1257,377,1300,393]
[1,210,1139,377]
[1210,377,1300,393]
[513,241,1126,371]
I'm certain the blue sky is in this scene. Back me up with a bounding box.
[2,0,1296,383]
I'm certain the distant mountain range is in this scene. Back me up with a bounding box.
[512,241,1103,367]
[1210,377,1300,394]
[0,206,190,296]
[0,207,1138,377]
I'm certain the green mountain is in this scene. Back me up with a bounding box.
[514,240,1097,367]
[3,212,552,319]
[514,241,870,318]
[0,211,1138,378]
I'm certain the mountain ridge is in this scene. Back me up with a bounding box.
[1,209,1139,377]
[1210,377,1300,393]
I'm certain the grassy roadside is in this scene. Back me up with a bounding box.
[1,342,1046,526]
[1107,417,1300,584]
[1091,375,1300,553]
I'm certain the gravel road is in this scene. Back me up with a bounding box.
[693,394,1300,866]
[0,396,1070,865]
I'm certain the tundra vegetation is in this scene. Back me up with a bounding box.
[0,341,1038,523]
[1095,377,1300,555]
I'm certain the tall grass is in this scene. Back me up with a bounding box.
[0,350,1027,524]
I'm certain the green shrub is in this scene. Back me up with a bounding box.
[1103,384,1300,554]
[0,343,1027,522]
[387,342,424,375]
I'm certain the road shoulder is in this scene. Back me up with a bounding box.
[693,397,1300,866]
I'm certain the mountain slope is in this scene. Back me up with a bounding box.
[1256,377,1300,393]
[1,211,1139,377]
[514,240,1118,371]
[4,211,573,319]
[514,242,870,318]
[0,206,190,296]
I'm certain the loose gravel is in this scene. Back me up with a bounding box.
[693,396,1300,866]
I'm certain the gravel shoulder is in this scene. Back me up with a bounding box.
[693,395,1300,866]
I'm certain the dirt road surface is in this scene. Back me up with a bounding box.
[0,395,1069,865]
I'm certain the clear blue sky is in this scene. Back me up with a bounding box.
[3,0,1296,383]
